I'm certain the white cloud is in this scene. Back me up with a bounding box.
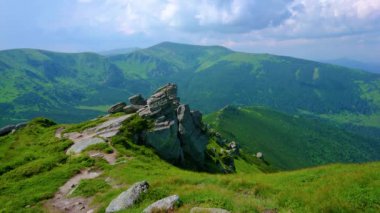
[2,0,379,61]
[267,0,380,38]
[70,0,292,34]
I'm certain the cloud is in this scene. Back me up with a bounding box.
[1,0,380,61]
[68,0,380,40]
[264,0,380,39]
[70,0,293,34]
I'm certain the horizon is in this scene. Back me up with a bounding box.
[1,0,380,62]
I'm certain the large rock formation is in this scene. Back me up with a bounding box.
[135,83,209,167]
[111,83,237,172]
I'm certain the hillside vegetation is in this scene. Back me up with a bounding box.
[204,106,380,170]
[1,42,380,130]
[0,117,379,212]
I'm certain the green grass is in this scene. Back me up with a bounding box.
[0,118,94,212]
[92,145,380,213]
[71,178,111,198]
[62,116,108,133]
[204,106,379,170]
[0,116,379,212]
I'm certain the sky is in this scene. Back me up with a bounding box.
[1,0,380,62]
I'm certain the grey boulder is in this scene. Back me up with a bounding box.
[143,195,180,213]
[129,94,146,105]
[108,102,127,114]
[190,207,231,213]
[106,181,149,213]
[0,125,16,136]
[123,105,139,114]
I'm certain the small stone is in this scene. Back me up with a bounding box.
[190,207,231,213]
[256,152,263,159]
[262,209,278,213]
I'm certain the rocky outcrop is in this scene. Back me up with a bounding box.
[0,122,27,137]
[0,125,16,136]
[109,83,237,172]
[129,94,146,106]
[133,83,208,166]
[106,181,149,213]
[66,137,105,154]
[108,95,148,115]
[143,195,180,213]
[190,207,231,213]
[108,102,127,114]
[64,114,134,155]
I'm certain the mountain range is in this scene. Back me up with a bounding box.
[1,42,380,131]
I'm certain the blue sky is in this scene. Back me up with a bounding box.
[1,0,380,62]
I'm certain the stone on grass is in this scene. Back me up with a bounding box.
[0,125,16,136]
[190,207,231,213]
[143,195,180,213]
[106,181,149,213]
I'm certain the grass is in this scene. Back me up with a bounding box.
[71,178,111,197]
[92,145,380,213]
[0,115,379,212]
[0,118,94,212]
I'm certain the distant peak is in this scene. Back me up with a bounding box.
[149,41,232,52]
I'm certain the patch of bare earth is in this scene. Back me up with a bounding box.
[55,127,65,139]
[44,169,102,213]
[88,151,117,165]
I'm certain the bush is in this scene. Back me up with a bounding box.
[28,117,56,127]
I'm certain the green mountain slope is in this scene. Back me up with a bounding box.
[0,49,147,125]
[1,117,379,212]
[1,42,380,130]
[204,106,380,170]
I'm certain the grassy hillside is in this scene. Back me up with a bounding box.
[0,117,379,212]
[0,49,148,126]
[204,106,380,170]
[1,42,380,130]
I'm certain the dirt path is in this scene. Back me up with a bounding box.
[88,151,117,165]
[55,127,65,139]
[44,169,102,213]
